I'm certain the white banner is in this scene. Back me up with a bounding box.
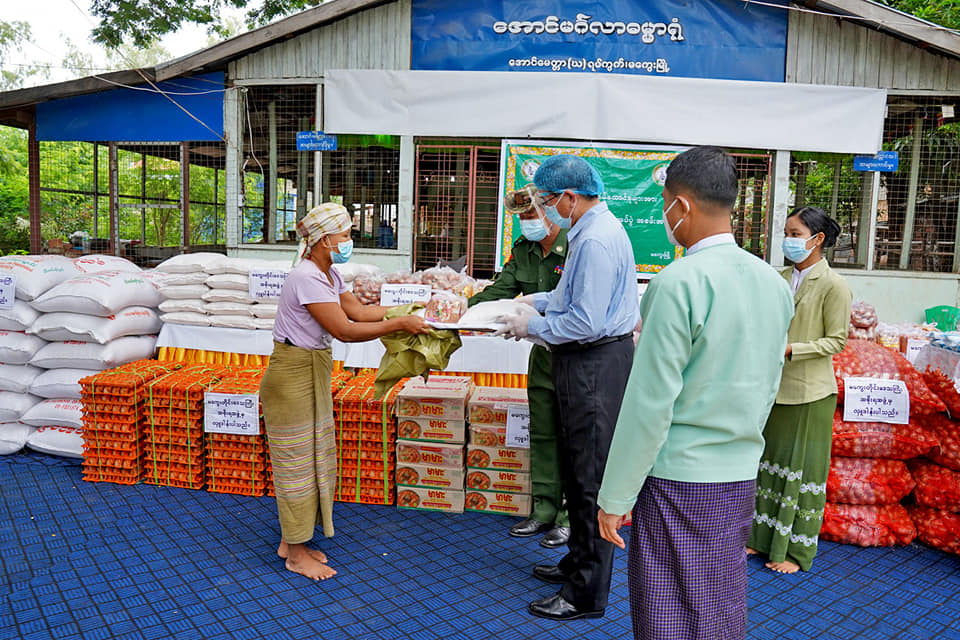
[324,70,886,154]
[843,377,910,424]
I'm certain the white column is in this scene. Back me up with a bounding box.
[767,150,791,267]
[397,135,415,269]
[224,87,241,249]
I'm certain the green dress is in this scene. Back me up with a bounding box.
[469,231,569,528]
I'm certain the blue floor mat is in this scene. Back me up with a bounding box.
[2,451,959,640]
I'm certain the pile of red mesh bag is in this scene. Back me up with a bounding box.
[831,410,938,459]
[821,503,916,547]
[826,457,915,505]
[833,340,945,415]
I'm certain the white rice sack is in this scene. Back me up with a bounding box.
[0,331,47,364]
[333,262,383,283]
[206,257,289,276]
[0,363,43,393]
[209,315,256,330]
[21,398,83,429]
[0,255,79,301]
[27,426,83,459]
[28,307,161,344]
[32,271,161,316]
[160,312,210,327]
[73,254,141,274]
[156,252,227,274]
[203,289,252,304]
[30,335,156,370]
[0,392,41,421]
[160,284,209,300]
[253,318,275,330]
[0,300,41,331]
[0,422,36,455]
[456,300,534,328]
[159,299,206,314]
[205,273,249,291]
[204,301,254,316]
[252,303,278,319]
[161,272,209,286]
[29,368,96,399]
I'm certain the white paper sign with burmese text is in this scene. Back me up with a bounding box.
[204,392,261,435]
[843,377,909,424]
[0,274,14,310]
[505,405,531,448]
[248,269,288,301]
[380,283,432,306]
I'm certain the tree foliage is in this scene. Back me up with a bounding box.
[880,1,960,31]
[89,0,322,48]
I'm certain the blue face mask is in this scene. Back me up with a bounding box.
[519,215,549,242]
[331,239,353,264]
[782,236,813,264]
[543,193,573,230]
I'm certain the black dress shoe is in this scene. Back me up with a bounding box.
[509,518,551,538]
[532,564,569,584]
[528,593,604,621]
[539,526,570,549]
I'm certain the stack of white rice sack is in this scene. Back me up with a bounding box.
[0,254,160,459]
[157,253,289,331]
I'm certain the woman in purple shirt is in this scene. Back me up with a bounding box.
[260,203,427,581]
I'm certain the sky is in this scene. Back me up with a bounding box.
[4,1,248,87]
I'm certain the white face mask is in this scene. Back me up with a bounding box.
[662,198,685,247]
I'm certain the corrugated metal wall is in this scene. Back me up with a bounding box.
[787,11,960,90]
[230,0,411,80]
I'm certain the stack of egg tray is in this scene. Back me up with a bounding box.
[333,374,406,505]
[206,370,271,497]
[142,364,230,490]
[79,359,185,485]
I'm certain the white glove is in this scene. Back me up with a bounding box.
[515,294,536,308]
[494,311,533,339]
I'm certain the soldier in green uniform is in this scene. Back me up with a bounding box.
[469,186,570,549]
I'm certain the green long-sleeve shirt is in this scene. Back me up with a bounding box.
[468,231,568,305]
[598,242,795,516]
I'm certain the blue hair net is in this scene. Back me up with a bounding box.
[533,155,604,196]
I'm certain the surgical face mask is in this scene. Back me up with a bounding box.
[328,238,354,264]
[519,215,549,242]
[662,198,684,246]
[544,193,573,230]
[782,236,814,264]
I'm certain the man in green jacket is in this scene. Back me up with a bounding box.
[469,186,570,549]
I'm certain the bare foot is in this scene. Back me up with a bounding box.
[285,555,337,581]
[766,560,800,574]
[746,547,760,556]
[278,540,327,564]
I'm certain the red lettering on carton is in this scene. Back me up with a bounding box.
[427,468,443,476]
[421,452,443,465]
[499,450,517,458]
[429,419,446,429]
[421,405,443,416]
[428,490,444,499]
[496,493,513,502]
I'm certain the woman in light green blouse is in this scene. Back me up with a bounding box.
[747,206,852,574]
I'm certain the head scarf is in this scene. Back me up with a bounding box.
[294,202,353,265]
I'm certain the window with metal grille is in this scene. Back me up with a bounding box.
[731,153,772,260]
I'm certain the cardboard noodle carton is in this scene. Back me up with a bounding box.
[465,444,530,472]
[396,463,465,490]
[396,439,464,469]
[397,486,465,513]
[397,379,472,420]
[398,416,466,444]
[468,387,528,426]
[468,423,507,447]
[464,489,532,515]
[465,468,531,494]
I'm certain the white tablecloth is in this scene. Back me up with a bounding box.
[156,324,532,374]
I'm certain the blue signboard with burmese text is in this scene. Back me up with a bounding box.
[411,0,789,82]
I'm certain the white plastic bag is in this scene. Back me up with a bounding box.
[206,273,249,291]
[0,331,47,365]
[0,300,41,331]
[159,298,206,314]
[0,422,36,455]
[156,252,227,274]
[29,368,96,400]
[32,271,160,316]
[27,426,83,459]
[203,289,252,304]
[28,307,161,344]
[160,272,209,286]
[20,398,84,429]
[160,312,210,327]
[332,262,383,283]
[209,315,257,330]
[204,301,254,316]
[0,255,79,301]
[0,363,43,393]
[29,335,157,370]
[0,392,41,421]
[252,303,278,318]
[73,254,141,274]
[160,284,210,300]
